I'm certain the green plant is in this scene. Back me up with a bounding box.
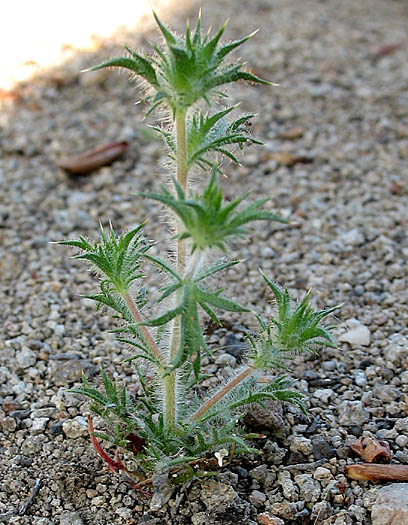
[59,12,338,503]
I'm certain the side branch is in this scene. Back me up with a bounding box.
[190,365,254,421]
[123,292,163,365]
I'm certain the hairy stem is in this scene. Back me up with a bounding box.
[175,109,188,275]
[165,109,189,429]
[190,365,255,421]
[183,249,205,280]
[123,292,163,365]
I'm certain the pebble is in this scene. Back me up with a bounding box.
[311,501,332,522]
[16,347,37,368]
[62,416,88,439]
[373,383,400,403]
[200,480,237,509]
[338,400,370,426]
[371,484,408,525]
[21,435,46,455]
[354,370,367,388]
[321,511,353,524]
[312,437,336,461]
[277,471,298,500]
[339,228,365,246]
[257,513,285,525]
[395,418,408,434]
[294,474,321,502]
[31,417,49,434]
[313,388,334,403]
[59,511,84,525]
[338,320,371,347]
[268,501,297,520]
[313,467,332,481]
[288,436,313,456]
[249,489,267,508]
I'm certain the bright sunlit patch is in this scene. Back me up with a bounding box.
[0,0,177,90]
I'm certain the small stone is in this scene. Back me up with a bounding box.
[338,400,369,426]
[311,501,332,522]
[60,511,84,525]
[394,418,408,434]
[244,400,287,436]
[115,507,133,519]
[288,436,313,455]
[215,353,236,367]
[373,383,400,403]
[321,511,353,524]
[371,484,408,525]
[62,416,88,439]
[339,228,365,246]
[249,464,268,484]
[396,435,408,448]
[313,467,332,481]
[0,416,17,432]
[338,319,371,347]
[31,417,49,434]
[49,422,65,437]
[269,501,297,520]
[200,480,237,509]
[91,496,105,507]
[312,436,336,460]
[354,370,367,387]
[278,471,298,500]
[313,388,334,403]
[294,473,321,502]
[49,359,95,386]
[2,400,22,414]
[263,440,287,464]
[249,489,267,508]
[9,409,31,422]
[224,333,248,359]
[258,513,285,525]
[16,347,37,368]
[21,435,46,455]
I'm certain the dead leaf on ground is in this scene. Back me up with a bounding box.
[350,436,392,463]
[279,126,305,140]
[0,88,22,102]
[345,463,408,482]
[269,151,313,167]
[389,182,405,195]
[59,141,128,175]
[373,43,402,61]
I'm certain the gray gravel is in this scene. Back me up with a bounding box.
[1,0,408,523]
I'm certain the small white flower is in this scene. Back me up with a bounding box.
[214,448,228,467]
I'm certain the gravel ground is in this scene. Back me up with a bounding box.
[1,0,408,523]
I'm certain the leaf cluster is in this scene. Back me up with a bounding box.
[153,106,262,170]
[140,167,286,252]
[88,12,271,115]
[247,273,340,371]
[58,223,150,294]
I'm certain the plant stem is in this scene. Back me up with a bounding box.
[190,365,255,421]
[183,249,205,280]
[164,109,189,430]
[175,109,188,275]
[123,292,163,365]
